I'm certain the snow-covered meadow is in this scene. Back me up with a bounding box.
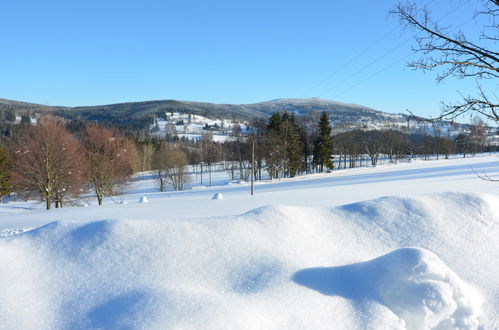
[1,154,498,329]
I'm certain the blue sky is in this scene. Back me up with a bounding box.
[0,0,492,118]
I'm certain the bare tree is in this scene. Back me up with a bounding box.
[166,147,190,191]
[152,144,169,192]
[152,143,190,191]
[468,117,488,154]
[382,130,407,163]
[82,125,134,205]
[0,146,12,203]
[392,1,498,121]
[199,133,222,186]
[362,130,383,166]
[11,117,85,209]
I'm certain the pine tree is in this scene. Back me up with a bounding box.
[313,112,333,172]
[267,112,281,131]
[265,112,284,179]
[0,147,12,203]
[283,113,303,177]
[265,112,306,178]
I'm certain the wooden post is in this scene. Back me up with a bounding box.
[251,135,255,196]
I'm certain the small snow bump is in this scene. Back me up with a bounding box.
[212,193,223,200]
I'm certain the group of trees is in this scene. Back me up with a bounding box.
[152,143,190,191]
[1,117,134,209]
[0,108,493,208]
[265,112,306,179]
[0,147,11,203]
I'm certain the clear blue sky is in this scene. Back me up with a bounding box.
[0,0,491,118]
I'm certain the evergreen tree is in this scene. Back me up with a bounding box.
[283,113,303,177]
[267,112,281,131]
[265,112,304,178]
[313,112,333,172]
[0,147,12,203]
[20,114,31,125]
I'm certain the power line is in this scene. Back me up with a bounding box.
[333,54,412,99]
[318,0,472,99]
[300,0,437,98]
[317,38,413,98]
[299,28,399,97]
[330,17,475,100]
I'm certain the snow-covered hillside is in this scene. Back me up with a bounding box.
[149,108,499,145]
[1,155,498,329]
[149,112,248,142]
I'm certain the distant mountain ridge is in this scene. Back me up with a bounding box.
[0,97,404,125]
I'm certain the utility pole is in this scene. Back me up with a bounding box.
[251,134,255,196]
[200,162,204,185]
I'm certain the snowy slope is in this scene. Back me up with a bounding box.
[0,155,498,329]
[1,154,498,231]
[0,193,497,329]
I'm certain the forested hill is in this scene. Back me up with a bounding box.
[0,97,413,130]
[0,97,401,119]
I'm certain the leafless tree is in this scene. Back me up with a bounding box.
[0,146,12,203]
[362,131,383,166]
[152,143,190,191]
[152,144,169,192]
[11,117,86,209]
[469,117,488,154]
[199,133,223,186]
[392,0,498,121]
[82,125,134,205]
[382,130,407,163]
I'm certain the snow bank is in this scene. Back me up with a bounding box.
[0,192,498,329]
[293,248,482,329]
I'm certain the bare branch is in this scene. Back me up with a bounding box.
[392,0,499,121]
[470,166,499,181]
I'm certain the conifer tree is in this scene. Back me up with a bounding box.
[265,112,304,178]
[283,113,303,177]
[313,112,333,172]
[267,112,282,131]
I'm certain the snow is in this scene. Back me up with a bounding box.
[0,154,498,329]
[212,192,224,200]
[294,248,482,329]
[149,112,247,142]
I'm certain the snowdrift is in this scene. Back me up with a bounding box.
[0,192,498,329]
[293,248,482,329]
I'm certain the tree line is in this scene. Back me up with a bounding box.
[0,111,493,208]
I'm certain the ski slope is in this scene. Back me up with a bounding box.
[0,154,498,329]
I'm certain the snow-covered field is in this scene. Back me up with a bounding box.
[0,154,498,329]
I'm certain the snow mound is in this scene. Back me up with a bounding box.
[138,196,148,203]
[293,248,482,330]
[212,192,223,200]
[0,192,497,329]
